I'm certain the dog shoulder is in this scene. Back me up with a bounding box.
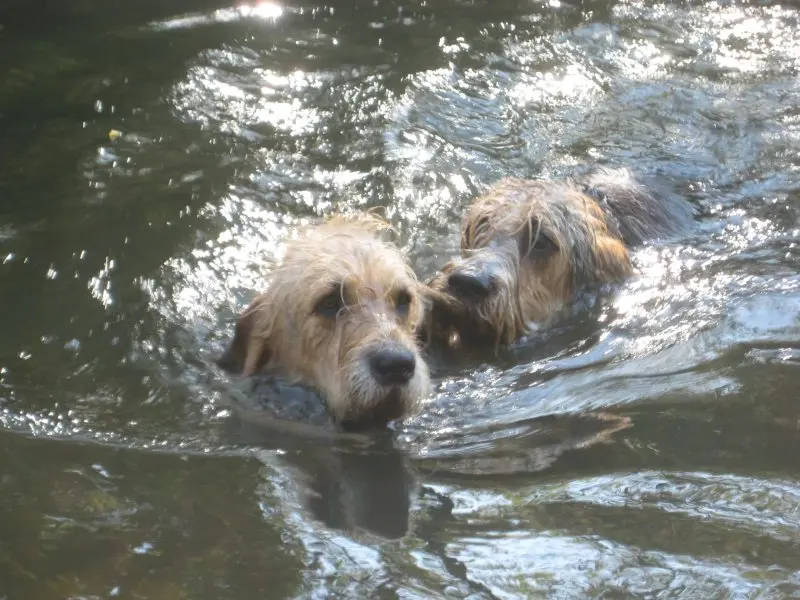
[581,167,696,246]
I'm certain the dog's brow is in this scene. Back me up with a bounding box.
[320,280,343,297]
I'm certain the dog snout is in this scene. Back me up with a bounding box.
[447,268,495,299]
[369,347,416,386]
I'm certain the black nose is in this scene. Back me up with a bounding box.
[447,270,493,299]
[369,348,416,386]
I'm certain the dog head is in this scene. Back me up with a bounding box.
[218,215,430,430]
[424,178,633,348]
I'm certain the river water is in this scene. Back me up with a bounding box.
[2,0,800,598]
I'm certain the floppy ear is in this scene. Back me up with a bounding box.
[216,293,273,377]
[592,235,633,284]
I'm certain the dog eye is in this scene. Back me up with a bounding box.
[520,219,558,258]
[472,217,491,243]
[463,216,490,249]
[474,216,490,235]
[314,290,344,318]
[395,291,412,315]
[531,233,556,253]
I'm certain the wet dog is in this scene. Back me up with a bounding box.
[217,215,430,431]
[423,167,695,349]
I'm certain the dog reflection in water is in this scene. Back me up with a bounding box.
[226,397,416,540]
[298,436,414,539]
[424,167,696,350]
[217,214,430,431]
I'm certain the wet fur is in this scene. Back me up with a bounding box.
[217,215,430,430]
[423,167,695,349]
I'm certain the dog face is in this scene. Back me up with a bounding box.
[218,216,430,430]
[424,178,633,348]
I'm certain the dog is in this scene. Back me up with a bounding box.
[217,215,431,431]
[423,167,695,350]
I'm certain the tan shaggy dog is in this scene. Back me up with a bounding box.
[217,215,430,431]
[423,167,695,349]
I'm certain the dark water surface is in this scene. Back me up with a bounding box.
[2,0,800,597]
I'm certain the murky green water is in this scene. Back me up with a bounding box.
[2,0,800,597]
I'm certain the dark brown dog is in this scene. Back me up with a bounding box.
[217,215,431,430]
[423,168,695,349]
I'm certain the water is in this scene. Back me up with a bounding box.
[2,0,800,597]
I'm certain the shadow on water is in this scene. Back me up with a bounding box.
[224,409,417,540]
[2,0,800,597]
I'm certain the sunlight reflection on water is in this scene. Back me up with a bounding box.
[147,2,284,31]
[4,0,800,596]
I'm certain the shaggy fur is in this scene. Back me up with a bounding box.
[424,167,695,349]
[217,215,430,430]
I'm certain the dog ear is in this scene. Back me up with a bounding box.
[592,235,633,284]
[216,293,273,377]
